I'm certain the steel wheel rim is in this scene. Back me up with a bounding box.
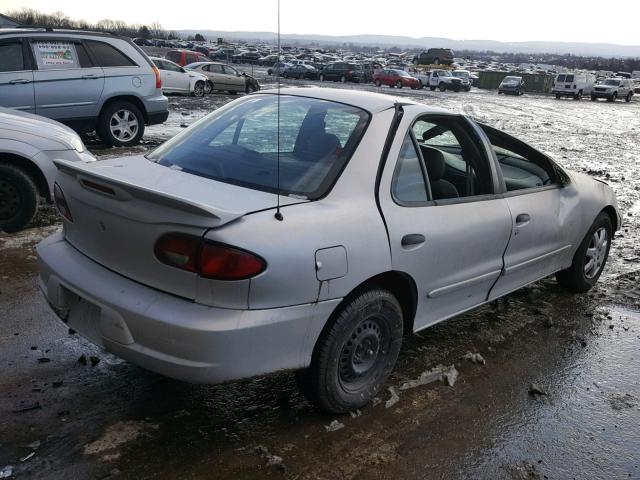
[584,227,608,279]
[109,109,139,142]
[338,317,388,392]
[0,179,20,220]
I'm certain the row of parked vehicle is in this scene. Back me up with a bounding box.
[551,72,634,102]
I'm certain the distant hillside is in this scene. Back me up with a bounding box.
[178,30,640,58]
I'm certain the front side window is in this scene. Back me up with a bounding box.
[148,95,370,199]
[480,124,557,192]
[0,42,25,72]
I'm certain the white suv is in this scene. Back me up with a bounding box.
[591,78,634,102]
[0,107,94,232]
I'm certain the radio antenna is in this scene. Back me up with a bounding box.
[274,0,284,221]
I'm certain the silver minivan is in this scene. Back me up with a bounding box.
[0,28,169,146]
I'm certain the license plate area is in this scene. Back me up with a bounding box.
[68,296,104,346]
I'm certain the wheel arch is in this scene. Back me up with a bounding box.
[0,152,51,201]
[601,205,619,232]
[98,95,149,124]
[310,270,419,363]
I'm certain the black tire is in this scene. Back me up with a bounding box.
[626,92,632,102]
[98,101,145,147]
[555,94,561,99]
[375,79,382,87]
[556,212,612,293]
[0,162,39,233]
[430,86,436,91]
[575,90,583,100]
[319,74,324,82]
[340,75,346,83]
[607,93,617,102]
[204,81,213,94]
[439,82,446,92]
[229,90,237,95]
[418,80,423,89]
[299,288,403,413]
[192,80,205,97]
[396,80,403,89]
[591,96,597,101]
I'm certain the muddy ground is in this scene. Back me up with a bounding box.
[1,77,639,479]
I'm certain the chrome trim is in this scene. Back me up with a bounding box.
[504,244,573,274]
[428,269,502,298]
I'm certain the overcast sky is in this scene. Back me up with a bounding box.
[4,0,640,45]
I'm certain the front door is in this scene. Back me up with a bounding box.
[31,38,104,122]
[222,65,245,92]
[380,111,513,330]
[478,124,578,300]
[0,39,35,112]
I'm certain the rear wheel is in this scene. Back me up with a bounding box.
[298,288,403,413]
[439,82,446,92]
[204,81,213,94]
[574,90,583,100]
[430,86,436,91]
[396,80,403,89]
[0,163,39,233]
[555,94,561,99]
[556,212,612,293]
[591,95,597,101]
[98,101,145,147]
[626,92,633,102]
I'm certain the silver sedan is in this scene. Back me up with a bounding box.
[38,88,621,413]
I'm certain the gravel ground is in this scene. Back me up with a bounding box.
[0,80,638,480]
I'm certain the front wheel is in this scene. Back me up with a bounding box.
[298,289,403,413]
[396,80,403,89]
[556,212,612,292]
[430,86,436,91]
[98,101,145,147]
[626,92,633,102]
[439,82,446,92]
[0,163,39,233]
[555,94,561,99]
[204,81,213,94]
[375,79,382,87]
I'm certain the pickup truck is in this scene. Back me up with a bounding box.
[422,70,464,92]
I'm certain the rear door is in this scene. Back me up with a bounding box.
[163,60,190,92]
[205,63,227,89]
[379,110,512,330]
[0,39,35,112]
[31,38,105,122]
[479,124,578,300]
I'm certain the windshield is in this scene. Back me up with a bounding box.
[148,95,370,200]
[556,74,566,82]
[398,70,411,77]
[504,76,521,81]
[603,79,621,86]
[453,71,469,78]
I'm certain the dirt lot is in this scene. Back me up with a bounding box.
[1,80,639,480]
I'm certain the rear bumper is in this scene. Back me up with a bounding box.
[144,94,169,125]
[37,233,340,383]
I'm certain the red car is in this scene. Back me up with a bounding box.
[373,69,421,89]
[165,49,211,67]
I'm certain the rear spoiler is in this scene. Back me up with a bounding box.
[53,159,243,226]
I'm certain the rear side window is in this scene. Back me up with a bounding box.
[31,40,84,69]
[166,51,180,63]
[185,54,198,64]
[86,41,136,67]
[148,95,370,199]
[393,135,429,204]
[0,43,25,72]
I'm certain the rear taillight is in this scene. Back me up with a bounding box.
[152,65,162,89]
[54,183,73,222]
[154,234,266,281]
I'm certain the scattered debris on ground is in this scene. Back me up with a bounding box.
[324,420,345,432]
[529,384,548,396]
[84,421,158,455]
[609,393,637,410]
[442,365,459,386]
[463,352,487,365]
[385,386,401,408]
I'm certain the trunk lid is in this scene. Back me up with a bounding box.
[54,155,302,300]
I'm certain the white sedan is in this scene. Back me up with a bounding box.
[38,88,620,413]
[150,57,210,97]
[0,107,94,232]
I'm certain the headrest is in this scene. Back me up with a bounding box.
[420,146,446,181]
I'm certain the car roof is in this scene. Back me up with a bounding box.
[0,27,128,40]
[258,87,430,113]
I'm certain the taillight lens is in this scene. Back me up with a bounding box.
[152,65,162,89]
[154,234,266,281]
[54,183,73,222]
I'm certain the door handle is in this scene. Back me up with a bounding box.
[401,234,426,247]
[515,213,531,226]
[9,79,31,84]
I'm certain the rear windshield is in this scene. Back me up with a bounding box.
[148,95,370,199]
